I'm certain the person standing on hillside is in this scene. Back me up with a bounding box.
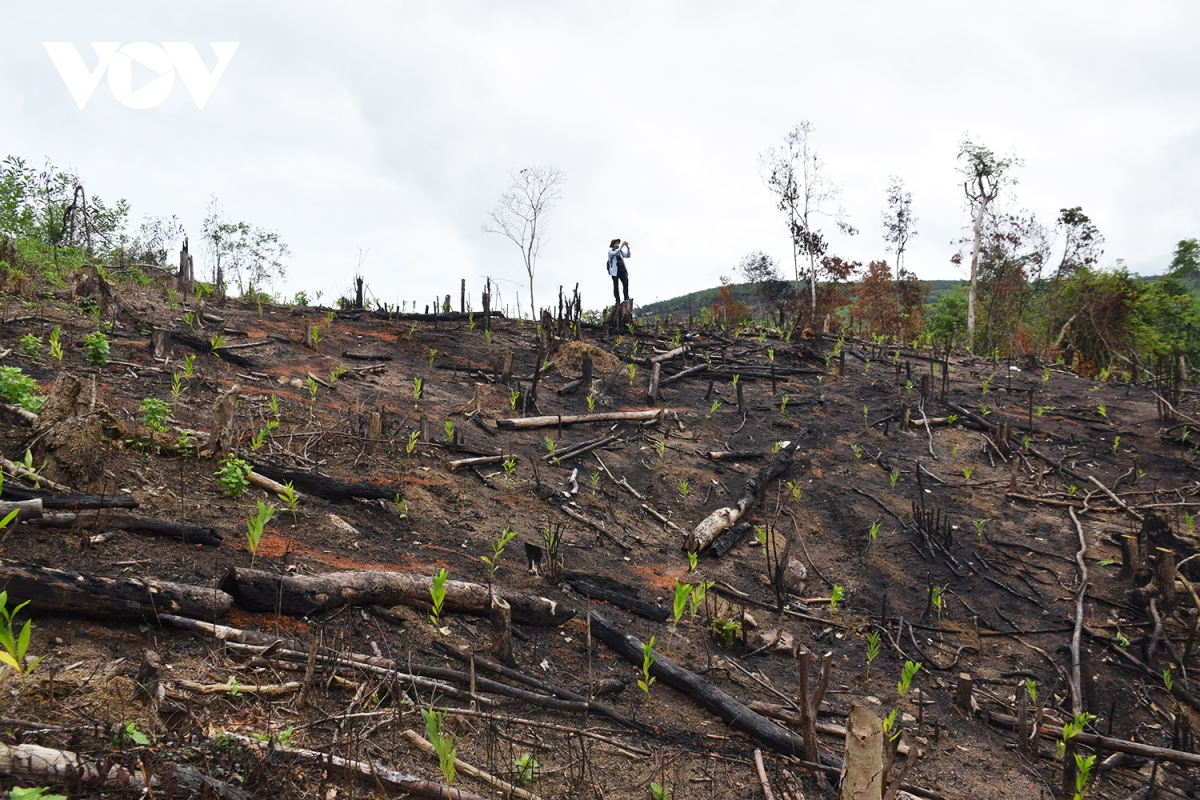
[608,238,631,306]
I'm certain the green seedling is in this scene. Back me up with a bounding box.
[183,311,195,327]
[0,586,42,682]
[1022,434,1032,451]
[422,708,457,789]
[468,311,475,330]
[19,333,40,359]
[979,404,991,417]
[170,373,184,404]
[84,331,109,366]
[1185,512,1195,536]
[830,585,844,612]
[481,525,517,580]
[510,388,520,410]
[754,525,767,556]
[544,436,557,460]
[48,327,63,361]
[864,359,871,376]
[1067,484,1078,495]
[1043,366,1051,381]
[869,521,881,544]
[705,400,721,420]
[210,334,225,353]
[930,585,944,613]
[1073,753,1096,800]
[947,413,958,426]
[392,494,409,519]
[428,347,437,368]
[651,782,670,800]
[1036,405,1053,417]
[484,328,492,344]
[889,469,900,489]
[710,617,741,648]
[1115,630,1131,648]
[513,754,539,785]
[638,635,657,697]
[327,311,336,325]
[114,721,150,747]
[215,454,252,499]
[962,467,973,481]
[951,443,959,456]
[673,330,682,348]
[865,630,881,680]
[686,550,698,571]
[824,355,832,370]
[406,430,420,458]
[670,581,693,646]
[140,397,171,434]
[245,500,275,569]
[587,394,595,413]
[627,363,637,385]
[277,482,300,522]
[732,374,740,392]
[973,519,987,541]
[1025,679,1037,706]
[329,366,346,385]
[1110,435,1120,455]
[413,376,423,409]
[863,405,869,426]
[780,395,789,413]
[785,479,801,503]
[181,353,196,378]
[678,479,690,505]
[503,458,516,484]
[882,708,900,741]
[306,376,319,405]
[227,677,241,697]
[772,441,784,454]
[767,347,775,362]
[897,660,921,697]
[655,439,666,460]
[1096,405,1107,419]
[850,442,862,459]
[443,420,455,443]
[250,428,267,451]
[1057,712,1096,757]
[1163,666,1174,692]
[429,568,449,629]
[905,379,913,392]
[10,787,67,800]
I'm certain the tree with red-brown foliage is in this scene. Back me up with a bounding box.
[853,260,926,342]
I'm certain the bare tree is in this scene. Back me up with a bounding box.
[880,177,917,279]
[958,138,1021,347]
[483,166,564,315]
[759,122,854,322]
[201,196,289,303]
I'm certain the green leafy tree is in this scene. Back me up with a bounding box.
[1168,237,1200,279]
[200,195,289,301]
[958,137,1021,347]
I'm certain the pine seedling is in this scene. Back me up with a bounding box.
[865,630,881,680]
[429,568,449,629]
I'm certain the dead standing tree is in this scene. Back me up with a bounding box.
[483,166,564,317]
[958,137,1020,348]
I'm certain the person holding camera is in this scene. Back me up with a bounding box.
[607,238,631,306]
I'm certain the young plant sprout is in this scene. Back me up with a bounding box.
[962,467,973,481]
[443,420,455,443]
[422,708,457,790]
[850,442,862,459]
[678,479,690,506]
[306,376,319,405]
[973,518,987,541]
[245,500,275,569]
[586,393,595,413]
[670,581,693,647]
[897,660,921,697]
[48,326,63,361]
[590,470,601,495]
[627,363,637,385]
[510,388,520,410]
[785,480,801,503]
[686,550,698,571]
[889,469,900,489]
[429,568,449,629]
[427,347,437,368]
[869,521,881,544]
[1096,404,1107,418]
[689,580,711,623]
[780,395,789,413]
[277,482,300,522]
[947,413,959,426]
[502,457,517,484]
[638,636,657,697]
[655,439,666,460]
[405,430,420,459]
[412,377,423,410]
[705,400,721,420]
[863,405,869,426]
[480,525,517,580]
[864,630,881,680]
[1111,435,1120,455]
[732,374,740,392]
[829,585,844,612]
[929,585,944,614]
[951,442,959,457]
[544,436,557,460]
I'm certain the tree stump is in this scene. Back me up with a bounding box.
[840,703,884,800]
[491,595,515,666]
[150,328,172,359]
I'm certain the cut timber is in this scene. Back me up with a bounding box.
[246,470,305,502]
[248,462,401,501]
[448,454,510,472]
[0,559,232,620]
[659,363,708,387]
[219,567,575,626]
[33,512,222,545]
[687,436,805,553]
[590,610,840,767]
[496,409,663,430]
[649,344,689,363]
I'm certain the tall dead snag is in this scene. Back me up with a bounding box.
[589,610,840,767]
[687,436,805,553]
[220,568,575,626]
[0,559,232,620]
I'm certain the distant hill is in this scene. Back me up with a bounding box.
[637,279,969,319]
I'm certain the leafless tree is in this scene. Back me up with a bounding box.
[881,177,917,279]
[759,122,855,322]
[482,166,564,315]
[958,137,1021,347]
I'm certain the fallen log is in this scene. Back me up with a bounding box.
[0,741,254,800]
[589,610,840,767]
[649,344,689,363]
[496,409,663,430]
[219,567,574,626]
[706,450,765,461]
[0,483,138,509]
[32,512,222,545]
[342,350,394,361]
[230,734,487,800]
[0,559,232,620]
[986,709,1200,768]
[658,363,709,387]
[687,432,807,553]
[563,572,661,621]
[448,454,510,471]
[0,499,42,523]
[247,462,400,501]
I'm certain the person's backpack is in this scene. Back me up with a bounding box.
[608,250,625,275]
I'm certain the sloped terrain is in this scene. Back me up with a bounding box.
[0,273,1198,800]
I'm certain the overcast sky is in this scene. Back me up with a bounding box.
[2,2,1198,313]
